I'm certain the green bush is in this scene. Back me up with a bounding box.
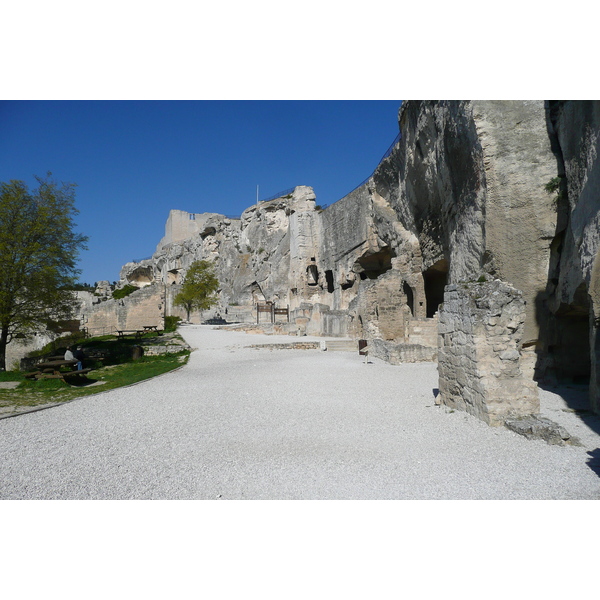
[112,284,138,300]
[164,316,182,332]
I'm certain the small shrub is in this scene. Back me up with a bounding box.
[544,177,561,195]
[544,176,565,205]
[112,284,138,300]
[164,316,182,332]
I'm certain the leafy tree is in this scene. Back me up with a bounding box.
[0,174,88,370]
[173,260,219,321]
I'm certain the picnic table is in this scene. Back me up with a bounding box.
[116,329,144,339]
[142,325,160,333]
[25,359,93,382]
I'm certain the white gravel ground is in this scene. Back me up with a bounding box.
[1,325,599,499]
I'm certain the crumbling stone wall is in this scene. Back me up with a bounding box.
[348,269,410,341]
[83,286,163,334]
[438,279,539,425]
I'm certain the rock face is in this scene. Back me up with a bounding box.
[540,102,600,413]
[16,100,597,423]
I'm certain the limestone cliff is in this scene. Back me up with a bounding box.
[36,100,599,421]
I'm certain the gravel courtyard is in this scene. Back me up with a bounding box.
[1,325,599,500]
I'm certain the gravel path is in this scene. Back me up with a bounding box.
[1,325,599,499]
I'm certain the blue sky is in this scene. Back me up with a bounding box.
[0,100,401,285]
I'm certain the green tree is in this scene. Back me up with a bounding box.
[173,260,219,321]
[0,174,88,370]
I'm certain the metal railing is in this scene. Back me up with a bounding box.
[258,186,298,203]
[327,130,403,207]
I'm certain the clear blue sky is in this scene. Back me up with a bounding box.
[0,100,401,285]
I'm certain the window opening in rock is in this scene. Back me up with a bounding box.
[200,226,216,239]
[307,264,319,286]
[403,282,415,317]
[325,270,335,293]
[423,259,449,318]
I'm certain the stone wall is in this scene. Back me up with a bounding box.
[438,279,539,425]
[83,286,164,334]
[156,209,229,252]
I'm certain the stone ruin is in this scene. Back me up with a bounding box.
[9,100,599,427]
[438,279,539,426]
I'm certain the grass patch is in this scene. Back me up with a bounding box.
[1,333,190,411]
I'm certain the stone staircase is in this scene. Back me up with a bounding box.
[325,339,357,352]
[408,318,438,347]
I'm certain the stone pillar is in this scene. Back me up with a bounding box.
[438,279,539,426]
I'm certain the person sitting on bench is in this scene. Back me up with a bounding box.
[74,346,85,370]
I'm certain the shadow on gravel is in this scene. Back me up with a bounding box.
[586,449,600,479]
[538,382,600,438]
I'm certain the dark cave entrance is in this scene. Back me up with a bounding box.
[423,259,449,318]
[547,284,591,384]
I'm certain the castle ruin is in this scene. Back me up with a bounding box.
[10,100,600,425]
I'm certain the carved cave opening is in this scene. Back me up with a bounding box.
[423,259,449,318]
[127,266,154,287]
[200,226,217,239]
[167,269,180,285]
[547,283,591,384]
[250,281,266,304]
[325,270,335,293]
[307,264,319,286]
[356,247,395,280]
